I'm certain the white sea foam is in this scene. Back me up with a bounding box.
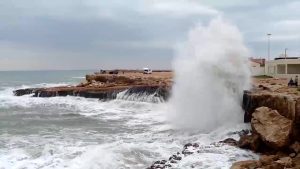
[169,18,250,131]
[0,122,257,169]
[116,90,164,103]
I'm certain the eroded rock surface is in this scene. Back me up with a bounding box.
[251,107,293,150]
[13,71,172,102]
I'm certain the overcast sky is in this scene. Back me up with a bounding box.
[0,0,299,70]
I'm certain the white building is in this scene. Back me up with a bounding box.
[265,57,300,78]
[249,58,265,76]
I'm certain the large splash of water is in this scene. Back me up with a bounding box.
[169,18,250,131]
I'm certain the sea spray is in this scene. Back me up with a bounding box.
[169,18,250,131]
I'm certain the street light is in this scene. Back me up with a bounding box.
[285,48,288,58]
[285,48,288,74]
[267,33,272,61]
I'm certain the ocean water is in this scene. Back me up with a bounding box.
[0,70,257,169]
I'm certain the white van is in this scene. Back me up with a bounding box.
[143,68,152,74]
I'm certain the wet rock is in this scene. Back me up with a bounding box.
[160,160,167,164]
[184,143,193,149]
[237,134,261,152]
[164,164,172,168]
[13,88,36,96]
[259,155,279,165]
[170,160,177,164]
[192,143,199,148]
[219,138,238,146]
[290,141,300,154]
[231,155,294,169]
[251,107,293,150]
[230,160,258,169]
[171,155,182,161]
[14,85,171,102]
[182,149,193,156]
[275,157,293,168]
[154,161,160,165]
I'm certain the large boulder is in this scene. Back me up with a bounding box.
[251,107,293,150]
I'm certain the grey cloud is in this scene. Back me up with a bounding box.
[0,0,299,70]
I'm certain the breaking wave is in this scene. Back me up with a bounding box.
[169,18,251,131]
[116,89,165,103]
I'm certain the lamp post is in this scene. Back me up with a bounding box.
[285,48,288,74]
[267,33,272,61]
[285,48,288,58]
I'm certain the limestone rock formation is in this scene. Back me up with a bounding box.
[251,107,293,150]
[231,154,300,169]
[13,72,172,102]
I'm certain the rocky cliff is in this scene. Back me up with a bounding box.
[13,71,172,102]
[243,90,300,141]
[231,78,300,168]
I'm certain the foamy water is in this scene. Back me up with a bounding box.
[0,83,257,169]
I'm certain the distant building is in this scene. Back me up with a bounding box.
[250,58,265,66]
[249,58,265,76]
[249,56,300,78]
[265,57,300,78]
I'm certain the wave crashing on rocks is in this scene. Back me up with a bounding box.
[169,18,251,131]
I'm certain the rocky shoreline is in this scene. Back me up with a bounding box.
[14,72,300,168]
[229,79,300,169]
[14,71,172,102]
[147,77,300,169]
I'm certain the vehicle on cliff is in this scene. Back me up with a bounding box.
[143,68,152,74]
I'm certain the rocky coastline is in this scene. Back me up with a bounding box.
[14,70,172,102]
[229,78,300,169]
[14,72,300,168]
[147,77,300,169]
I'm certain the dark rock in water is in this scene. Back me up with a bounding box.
[148,142,198,168]
[174,156,182,161]
[13,85,171,102]
[182,149,194,156]
[242,90,256,123]
[154,161,160,165]
[193,143,199,148]
[164,164,172,168]
[14,88,36,96]
[219,138,238,146]
[238,134,261,152]
[170,160,177,164]
[160,160,167,164]
[184,143,193,149]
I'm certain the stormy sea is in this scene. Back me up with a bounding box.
[0,19,257,169]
